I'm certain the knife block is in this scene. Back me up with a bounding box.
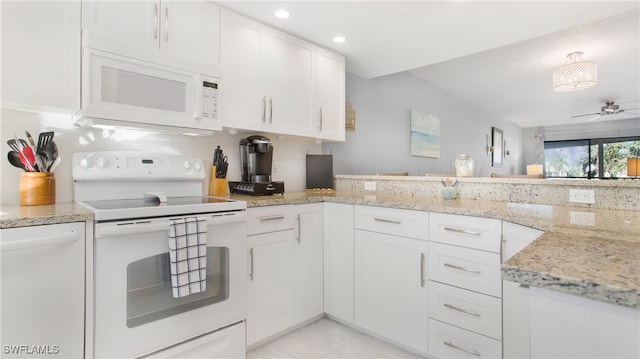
[20,172,55,206]
[208,166,228,196]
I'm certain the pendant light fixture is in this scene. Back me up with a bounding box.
[553,51,597,92]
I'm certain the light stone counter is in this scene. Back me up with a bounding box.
[234,190,639,309]
[0,202,93,229]
[1,191,637,309]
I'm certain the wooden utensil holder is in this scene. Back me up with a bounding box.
[20,172,55,206]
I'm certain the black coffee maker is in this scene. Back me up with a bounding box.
[229,135,285,195]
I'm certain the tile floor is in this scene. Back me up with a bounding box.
[246,318,425,359]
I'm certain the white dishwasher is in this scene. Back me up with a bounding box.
[1,222,85,359]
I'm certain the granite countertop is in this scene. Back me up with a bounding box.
[2,191,638,309]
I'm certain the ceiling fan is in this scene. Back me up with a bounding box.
[571,101,638,122]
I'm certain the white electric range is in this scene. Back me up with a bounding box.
[73,151,247,358]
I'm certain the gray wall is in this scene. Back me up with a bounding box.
[323,72,524,177]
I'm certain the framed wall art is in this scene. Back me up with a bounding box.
[410,110,440,158]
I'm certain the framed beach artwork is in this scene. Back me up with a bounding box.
[410,110,440,158]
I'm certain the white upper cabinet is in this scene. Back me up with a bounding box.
[220,9,345,141]
[219,9,267,131]
[82,1,220,76]
[1,1,81,113]
[316,48,346,141]
[265,29,316,137]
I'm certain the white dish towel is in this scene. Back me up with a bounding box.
[168,217,207,298]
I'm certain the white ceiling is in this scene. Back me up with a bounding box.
[218,1,640,128]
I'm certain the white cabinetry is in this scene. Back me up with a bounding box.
[529,287,639,359]
[316,48,346,141]
[220,9,315,138]
[354,206,429,354]
[246,204,324,347]
[502,221,542,359]
[246,205,295,346]
[1,1,80,112]
[428,212,503,358]
[82,1,220,76]
[323,202,355,323]
[293,203,324,324]
[220,9,345,141]
[1,222,85,358]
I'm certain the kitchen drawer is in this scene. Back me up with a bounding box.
[354,205,428,240]
[429,281,502,340]
[429,212,501,252]
[428,319,502,359]
[247,205,295,235]
[429,242,501,297]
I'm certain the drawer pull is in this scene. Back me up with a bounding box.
[444,341,481,357]
[374,218,402,225]
[260,216,285,222]
[444,303,481,317]
[420,253,425,287]
[249,248,254,281]
[444,262,481,274]
[444,226,481,236]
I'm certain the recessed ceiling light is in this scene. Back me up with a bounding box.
[333,36,346,43]
[275,9,290,19]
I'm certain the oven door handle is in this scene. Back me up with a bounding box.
[97,212,246,237]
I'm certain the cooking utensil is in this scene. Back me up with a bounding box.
[48,156,61,172]
[8,138,35,171]
[26,131,47,171]
[43,141,58,171]
[7,151,27,171]
[18,138,39,171]
[37,131,54,153]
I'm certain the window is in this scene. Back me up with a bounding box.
[544,136,640,179]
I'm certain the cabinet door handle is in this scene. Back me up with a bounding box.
[164,6,169,42]
[420,253,425,287]
[444,303,481,317]
[296,214,301,243]
[374,218,402,225]
[444,226,481,236]
[261,96,266,122]
[443,341,481,357]
[444,262,481,274]
[268,97,273,123]
[318,108,323,131]
[154,4,159,39]
[249,248,254,281]
[259,215,285,222]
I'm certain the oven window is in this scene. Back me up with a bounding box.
[126,247,229,328]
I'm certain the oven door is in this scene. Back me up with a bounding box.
[93,212,247,358]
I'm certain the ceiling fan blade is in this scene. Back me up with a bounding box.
[585,115,603,122]
[571,112,601,118]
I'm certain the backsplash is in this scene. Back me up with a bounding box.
[335,175,640,211]
[1,108,321,205]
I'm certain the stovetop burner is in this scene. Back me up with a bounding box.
[83,196,235,210]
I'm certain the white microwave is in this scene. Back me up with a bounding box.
[79,48,221,132]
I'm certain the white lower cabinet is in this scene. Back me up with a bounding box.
[428,319,502,359]
[1,222,86,358]
[246,204,324,347]
[354,205,429,354]
[323,202,355,323]
[246,206,295,346]
[294,203,324,324]
[428,212,503,359]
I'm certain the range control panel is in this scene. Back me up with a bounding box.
[72,151,204,181]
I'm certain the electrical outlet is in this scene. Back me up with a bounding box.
[569,189,595,204]
[364,181,376,191]
[570,211,595,226]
